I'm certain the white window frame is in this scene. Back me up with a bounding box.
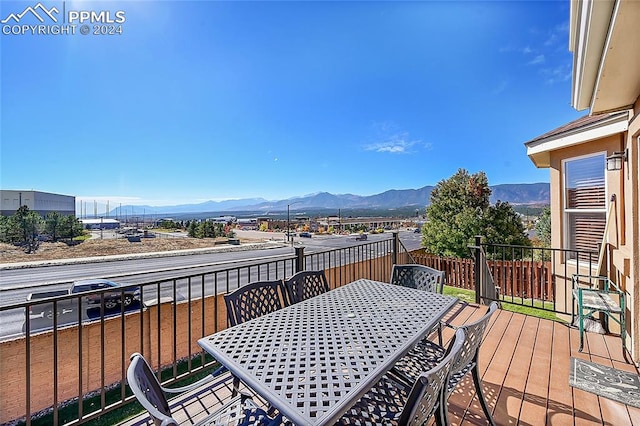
[562,151,608,265]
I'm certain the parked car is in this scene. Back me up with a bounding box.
[299,232,312,238]
[27,279,140,318]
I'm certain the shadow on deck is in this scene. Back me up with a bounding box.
[120,303,640,426]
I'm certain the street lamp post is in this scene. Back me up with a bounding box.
[287,204,293,246]
[287,204,290,245]
[287,202,301,246]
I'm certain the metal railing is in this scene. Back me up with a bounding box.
[1,235,404,426]
[409,238,599,315]
[480,240,598,315]
[6,231,593,425]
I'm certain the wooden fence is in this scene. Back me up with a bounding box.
[410,250,554,301]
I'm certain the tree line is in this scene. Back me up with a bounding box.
[187,220,235,239]
[157,219,236,240]
[0,206,84,253]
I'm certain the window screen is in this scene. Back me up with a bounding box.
[564,154,606,260]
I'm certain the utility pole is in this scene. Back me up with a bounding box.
[287,201,302,246]
[287,204,291,245]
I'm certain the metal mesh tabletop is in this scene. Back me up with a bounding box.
[198,279,458,426]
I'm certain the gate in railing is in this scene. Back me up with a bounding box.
[410,239,598,316]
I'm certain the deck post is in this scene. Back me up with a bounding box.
[392,231,399,266]
[474,235,482,304]
[295,247,305,273]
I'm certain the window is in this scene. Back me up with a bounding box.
[563,153,606,261]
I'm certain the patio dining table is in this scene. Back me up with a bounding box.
[197,278,458,426]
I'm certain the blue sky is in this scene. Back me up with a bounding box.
[1,0,584,208]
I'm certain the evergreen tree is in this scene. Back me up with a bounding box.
[187,221,198,237]
[535,206,551,247]
[60,215,84,242]
[422,169,530,258]
[44,211,63,241]
[13,206,43,253]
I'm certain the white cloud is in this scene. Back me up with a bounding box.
[528,54,545,65]
[543,63,572,84]
[364,133,422,154]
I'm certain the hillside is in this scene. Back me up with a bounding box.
[111,183,550,216]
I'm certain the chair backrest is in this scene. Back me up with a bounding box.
[452,301,498,377]
[127,353,177,426]
[400,328,466,425]
[224,280,285,326]
[390,264,445,294]
[284,270,330,304]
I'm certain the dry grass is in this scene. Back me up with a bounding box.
[0,237,232,264]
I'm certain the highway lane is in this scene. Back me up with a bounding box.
[0,231,422,340]
[0,231,421,292]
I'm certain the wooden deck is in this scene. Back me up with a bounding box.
[120,303,640,426]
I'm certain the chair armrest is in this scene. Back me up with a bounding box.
[572,274,624,295]
[604,278,624,294]
[442,322,458,330]
[572,274,604,290]
[161,364,228,394]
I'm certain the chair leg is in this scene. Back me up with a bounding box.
[620,297,626,358]
[578,312,584,352]
[472,365,496,426]
[232,376,240,397]
[434,402,444,426]
[439,389,451,426]
[437,323,443,347]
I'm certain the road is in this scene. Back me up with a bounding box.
[0,230,422,340]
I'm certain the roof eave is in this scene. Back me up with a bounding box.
[589,0,640,114]
[525,111,629,168]
[570,0,616,111]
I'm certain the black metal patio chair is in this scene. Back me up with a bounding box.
[127,352,280,426]
[337,328,466,425]
[223,280,288,399]
[390,264,445,293]
[390,301,499,426]
[283,270,330,304]
[391,264,446,345]
[224,280,286,327]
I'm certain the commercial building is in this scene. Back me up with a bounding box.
[0,190,75,217]
[80,218,121,230]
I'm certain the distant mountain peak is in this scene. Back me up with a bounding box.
[108,183,549,217]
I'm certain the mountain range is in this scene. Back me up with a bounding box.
[109,183,550,217]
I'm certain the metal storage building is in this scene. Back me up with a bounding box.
[0,190,75,217]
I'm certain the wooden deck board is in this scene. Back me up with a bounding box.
[450,306,509,425]
[570,325,607,426]
[119,303,639,426]
[519,316,553,426]
[491,314,536,425]
[546,322,575,426]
